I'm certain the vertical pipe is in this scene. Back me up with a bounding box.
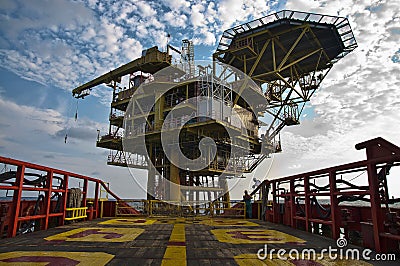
[367,163,384,252]
[304,176,311,232]
[261,182,268,221]
[94,182,99,219]
[61,174,69,225]
[272,182,278,223]
[290,178,296,228]
[44,170,53,230]
[195,176,200,213]
[82,179,88,208]
[329,170,340,240]
[8,165,25,237]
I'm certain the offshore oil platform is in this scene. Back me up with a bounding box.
[1,10,399,265]
[72,9,357,204]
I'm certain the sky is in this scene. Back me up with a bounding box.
[0,0,399,199]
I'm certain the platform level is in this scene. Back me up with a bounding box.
[0,217,395,265]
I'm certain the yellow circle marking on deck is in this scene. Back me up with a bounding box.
[44,227,144,242]
[211,229,305,244]
[200,219,259,226]
[0,251,114,265]
[234,253,372,265]
[99,218,156,225]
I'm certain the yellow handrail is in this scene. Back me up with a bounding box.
[65,207,88,221]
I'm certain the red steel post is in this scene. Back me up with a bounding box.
[329,170,340,240]
[43,170,53,230]
[290,179,296,228]
[367,162,385,252]
[61,174,69,225]
[94,182,99,219]
[304,176,311,232]
[82,179,88,208]
[8,165,25,237]
[272,182,278,223]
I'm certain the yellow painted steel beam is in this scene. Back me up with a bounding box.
[279,48,322,72]
[275,72,303,99]
[233,39,271,105]
[272,39,276,71]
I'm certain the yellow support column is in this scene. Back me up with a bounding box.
[154,93,164,130]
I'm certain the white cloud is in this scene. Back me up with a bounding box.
[190,3,206,29]
[164,11,188,28]
[136,1,157,18]
[162,0,190,13]
[193,27,216,46]
[0,0,146,103]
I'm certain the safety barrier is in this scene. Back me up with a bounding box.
[115,200,145,216]
[146,200,246,218]
[65,207,87,221]
[251,137,400,253]
[0,156,124,238]
[212,201,245,218]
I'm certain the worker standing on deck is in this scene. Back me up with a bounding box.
[243,190,252,218]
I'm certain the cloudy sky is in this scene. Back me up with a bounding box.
[0,0,399,199]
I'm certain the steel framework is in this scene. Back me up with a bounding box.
[71,10,357,205]
[214,10,357,148]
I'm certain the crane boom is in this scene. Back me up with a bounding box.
[72,46,171,98]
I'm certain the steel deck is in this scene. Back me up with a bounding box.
[0,217,396,265]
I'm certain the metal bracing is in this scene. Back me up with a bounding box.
[107,150,148,169]
[182,39,195,77]
[214,10,357,153]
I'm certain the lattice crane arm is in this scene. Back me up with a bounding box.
[72,46,172,98]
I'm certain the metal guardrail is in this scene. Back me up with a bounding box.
[216,9,357,57]
[115,200,146,216]
[143,200,246,218]
[0,156,123,238]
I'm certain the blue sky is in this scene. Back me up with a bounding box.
[0,0,399,199]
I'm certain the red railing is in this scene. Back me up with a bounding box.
[0,156,124,238]
[252,137,400,253]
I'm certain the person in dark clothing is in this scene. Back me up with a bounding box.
[243,190,252,218]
